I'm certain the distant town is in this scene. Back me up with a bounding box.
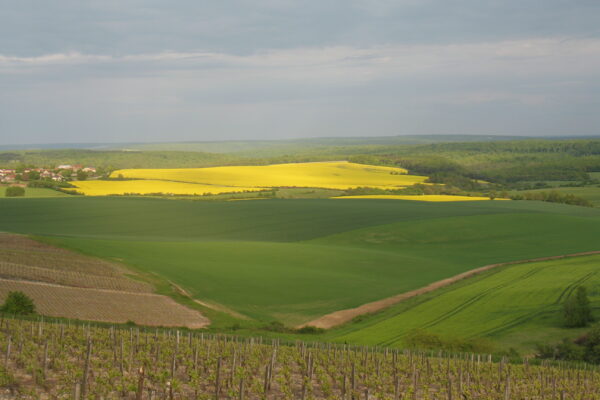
[0,164,98,184]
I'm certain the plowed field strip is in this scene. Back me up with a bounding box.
[0,262,152,292]
[0,279,209,328]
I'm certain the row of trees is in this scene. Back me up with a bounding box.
[510,191,593,207]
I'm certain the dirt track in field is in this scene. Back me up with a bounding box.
[300,250,600,330]
[169,280,251,320]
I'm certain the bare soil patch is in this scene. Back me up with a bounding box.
[0,279,209,328]
[300,251,600,329]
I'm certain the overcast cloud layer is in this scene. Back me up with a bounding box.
[1,1,599,144]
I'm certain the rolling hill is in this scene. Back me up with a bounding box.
[0,197,598,332]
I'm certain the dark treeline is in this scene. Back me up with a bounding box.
[350,139,600,185]
[510,191,593,207]
[425,139,600,156]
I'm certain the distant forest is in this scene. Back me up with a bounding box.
[1,137,599,188]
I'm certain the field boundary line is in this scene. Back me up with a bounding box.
[299,250,600,330]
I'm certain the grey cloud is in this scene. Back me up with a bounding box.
[0,1,599,143]
[2,1,600,56]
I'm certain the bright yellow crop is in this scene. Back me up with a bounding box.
[111,161,427,190]
[333,195,509,201]
[69,180,262,196]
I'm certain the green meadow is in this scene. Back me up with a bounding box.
[0,197,599,328]
[330,254,600,352]
[0,186,70,198]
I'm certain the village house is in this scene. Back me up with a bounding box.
[0,165,96,183]
[0,169,16,183]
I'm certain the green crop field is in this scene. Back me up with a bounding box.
[0,197,599,329]
[330,254,600,352]
[0,196,521,241]
[0,186,70,198]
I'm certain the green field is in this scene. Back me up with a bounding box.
[0,197,599,328]
[330,255,600,352]
[0,186,70,198]
[589,172,600,180]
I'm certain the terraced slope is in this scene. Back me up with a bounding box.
[0,234,150,292]
[0,234,208,328]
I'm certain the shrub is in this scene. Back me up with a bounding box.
[536,324,600,363]
[564,286,593,328]
[0,291,36,315]
[76,171,88,181]
[403,329,495,353]
[5,186,25,197]
[295,326,324,334]
[0,366,15,388]
[28,180,73,189]
[263,321,289,333]
[536,339,585,361]
[228,323,242,331]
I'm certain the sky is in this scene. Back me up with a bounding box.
[1,1,599,144]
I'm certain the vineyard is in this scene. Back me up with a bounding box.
[1,317,599,399]
[0,263,151,293]
[0,234,207,328]
[0,234,140,279]
[0,234,150,293]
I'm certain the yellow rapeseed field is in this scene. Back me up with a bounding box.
[110,161,427,190]
[333,195,508,201]
[69,180,262,196]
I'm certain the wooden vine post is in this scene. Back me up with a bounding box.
[81,339,92,399]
